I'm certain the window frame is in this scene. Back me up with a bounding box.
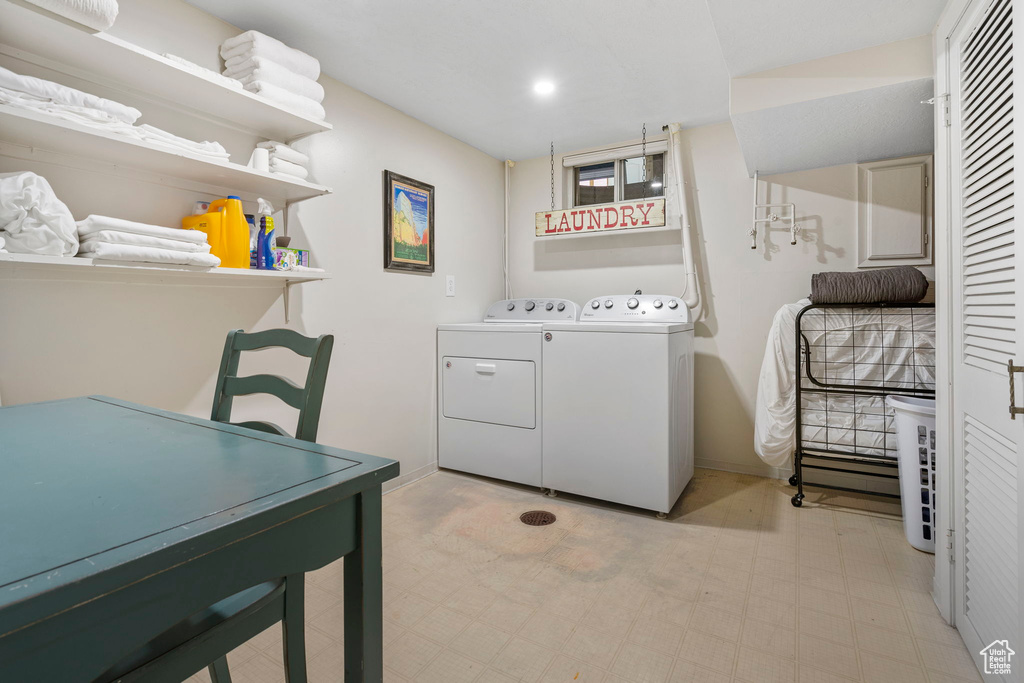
[563,139,669,209]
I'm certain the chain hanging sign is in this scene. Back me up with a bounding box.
[535,198,665,237]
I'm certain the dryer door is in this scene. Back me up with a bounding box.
[442,357,536,428]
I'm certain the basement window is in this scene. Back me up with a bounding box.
[565,141,667,208]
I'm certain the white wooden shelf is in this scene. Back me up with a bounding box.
[0,253,331,285]
[0,0,332,142]
[0,104,332,205]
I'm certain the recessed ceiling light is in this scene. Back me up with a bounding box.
[533,80,555,96]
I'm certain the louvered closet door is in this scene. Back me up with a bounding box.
[949,0,1023,674]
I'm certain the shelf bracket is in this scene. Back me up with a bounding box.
[283,280,293,324]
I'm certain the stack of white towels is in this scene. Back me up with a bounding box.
[221,31,325,121]
[77,215,220,267]
[257,141,310,180]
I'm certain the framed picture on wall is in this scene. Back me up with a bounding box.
[383,170,434,273]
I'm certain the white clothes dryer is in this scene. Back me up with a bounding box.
[437,298,579,486]
[541,294,694,515]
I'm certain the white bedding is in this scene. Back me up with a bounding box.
[754,301,935,467]
[24,0,118,32]
[0,64,139,123]
[77,241,220,267]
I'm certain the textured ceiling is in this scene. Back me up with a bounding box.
[185,0,731,160]
[706,0,947,77]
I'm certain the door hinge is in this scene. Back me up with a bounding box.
[925,174,929,188]
[947,528,955,562]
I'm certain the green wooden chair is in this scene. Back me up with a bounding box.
[97,329,334,683]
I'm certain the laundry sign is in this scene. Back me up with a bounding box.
[535,198,666,237]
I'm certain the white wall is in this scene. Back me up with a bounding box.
[0,0,505,486]
[509,122,906,478]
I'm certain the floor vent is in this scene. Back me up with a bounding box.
[520,510,556,526]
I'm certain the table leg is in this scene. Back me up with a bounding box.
[344,485,383,682]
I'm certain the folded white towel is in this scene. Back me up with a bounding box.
[136,124,230,160]
[0,64,139,124]
[77,215,209,244]
[220,31,320,80]
[257,141,310,166]
[163,53,243,92]
[244,80,325,121]
[80,229,211,253]
[224,57,324,103]
[0,171,78,256]
[269,157,309,180]
[24,0,118,32]
[78,241,221,267]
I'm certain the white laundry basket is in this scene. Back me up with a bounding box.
[886,395,936,553]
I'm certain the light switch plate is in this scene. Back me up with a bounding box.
[445,275,455,297]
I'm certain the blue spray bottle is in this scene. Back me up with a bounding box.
[255,198,277,270]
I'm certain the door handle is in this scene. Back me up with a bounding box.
[1008,360,1024,419]
[475,363,497,374]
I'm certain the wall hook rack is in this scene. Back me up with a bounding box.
[749,171,800,249]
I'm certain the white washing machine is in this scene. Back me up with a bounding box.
[437,298,579,486]
[542,294,694,515]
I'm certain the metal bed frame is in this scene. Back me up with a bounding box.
[790,302,936,507]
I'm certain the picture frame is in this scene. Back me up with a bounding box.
[383,170,434,273]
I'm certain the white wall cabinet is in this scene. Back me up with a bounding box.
[857,155,934,268]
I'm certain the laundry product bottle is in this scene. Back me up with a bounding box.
[206,196,250,268]
[182,206,226,260]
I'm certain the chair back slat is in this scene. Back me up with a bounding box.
[210,329,334,443]
[231,420,291,437]
[231,328,321,357]
[223,374,305,409]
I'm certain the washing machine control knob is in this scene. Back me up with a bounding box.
[604,299,614,308]
[557,303,565,311]
[545,302,554,311]
[627,298,639,309]
[668,300,679,309]
[525,301,536,311]
[507,302,515,311]
[653,299,663,309]
[591,300,600,309]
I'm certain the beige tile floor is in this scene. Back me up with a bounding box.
[188,469,982,683]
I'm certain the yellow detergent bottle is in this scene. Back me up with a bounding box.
[182,206,226,261]
[207,196,250,269]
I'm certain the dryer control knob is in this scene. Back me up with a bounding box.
[507,302,515,311]
[668,300,679,309]
[627,298,639,309]
[653,299,663,309]
[545,302,554,311]
[557,303,565,311]
[604,299,614,308]
[591,300,600,309]
[525,301,536,311]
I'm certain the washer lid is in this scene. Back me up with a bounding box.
[438,322,545,332]
[543,321,693,333]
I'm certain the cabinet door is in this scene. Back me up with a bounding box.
[857,155,934,267]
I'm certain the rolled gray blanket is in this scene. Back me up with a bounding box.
[810,266,928,304]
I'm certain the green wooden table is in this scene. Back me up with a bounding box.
[0,396,399,682]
